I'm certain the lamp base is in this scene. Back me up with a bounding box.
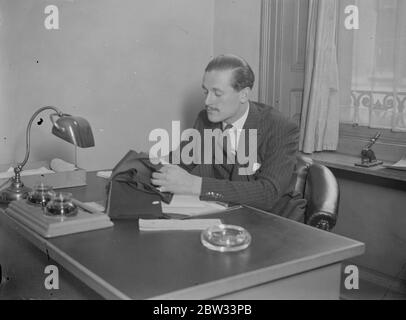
[0,178,31,204]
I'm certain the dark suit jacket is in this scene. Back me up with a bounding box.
[174,101,306,222]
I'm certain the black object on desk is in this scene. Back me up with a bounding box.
[106,150,172,220]
[355,132,383,168]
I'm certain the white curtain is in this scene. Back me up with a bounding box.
[339,0,406,132]
[299,0,340,153]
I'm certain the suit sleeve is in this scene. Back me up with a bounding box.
[199,120,299,211]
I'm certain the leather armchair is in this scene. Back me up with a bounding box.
[294,155,339,231]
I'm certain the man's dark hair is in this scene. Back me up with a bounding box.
[205,54,255,92]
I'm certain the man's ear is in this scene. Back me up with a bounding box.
[239,87,251,103]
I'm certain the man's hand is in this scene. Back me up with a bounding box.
[151,164,202,195]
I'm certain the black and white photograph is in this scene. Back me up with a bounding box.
[0,0,405,303]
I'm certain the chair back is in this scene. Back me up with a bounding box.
[294,155,339,231]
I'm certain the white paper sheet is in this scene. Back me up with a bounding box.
[96,171,112,179]
[161,194,228,216]
[384,156,406,171]
[139,218,222,231]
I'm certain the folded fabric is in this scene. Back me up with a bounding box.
[50,158,77,172]
[106,150,173,220]
[139,219,222,231]
[111,150,173,204]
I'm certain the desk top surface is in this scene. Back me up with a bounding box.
[1,172,365,300]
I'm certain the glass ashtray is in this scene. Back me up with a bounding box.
[44,192,78,218]
[201,224,251,252]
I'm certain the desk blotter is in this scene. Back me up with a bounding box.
[5,199,113,238]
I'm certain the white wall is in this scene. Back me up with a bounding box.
[0,0,262,171]
[0,0,214,170]
[213,0,262,101]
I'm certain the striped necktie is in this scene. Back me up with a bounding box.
[222,124,234,158]
[211,124,234,177]
[219,124,236,176]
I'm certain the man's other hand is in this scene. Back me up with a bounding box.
[151,164,202,195]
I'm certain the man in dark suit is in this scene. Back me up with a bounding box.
[151,54,306,222]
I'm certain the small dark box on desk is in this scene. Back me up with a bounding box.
[106,179,163,219]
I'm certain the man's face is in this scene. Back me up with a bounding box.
[202,69,247,124]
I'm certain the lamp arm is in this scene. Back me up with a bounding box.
[17,106,63,171]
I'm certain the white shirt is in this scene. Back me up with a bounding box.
[222,103,250,155]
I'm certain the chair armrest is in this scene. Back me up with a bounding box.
[306,211,337,231]
[304,163,339,231]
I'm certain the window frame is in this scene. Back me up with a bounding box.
[340,123,406,146]
[336,0,406,158]
[258,0,406,161]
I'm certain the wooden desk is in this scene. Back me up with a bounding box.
[0,172,365,300]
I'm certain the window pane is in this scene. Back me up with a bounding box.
[338,0,406,132]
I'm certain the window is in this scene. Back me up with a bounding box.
[338,0,406,133]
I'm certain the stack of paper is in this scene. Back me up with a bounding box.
[384,156,406,171]
[161,194,228,217]
[139,219,222,231]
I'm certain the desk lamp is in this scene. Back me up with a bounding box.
[0,106,95,204]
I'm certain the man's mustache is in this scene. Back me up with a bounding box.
[206,106,219,112]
